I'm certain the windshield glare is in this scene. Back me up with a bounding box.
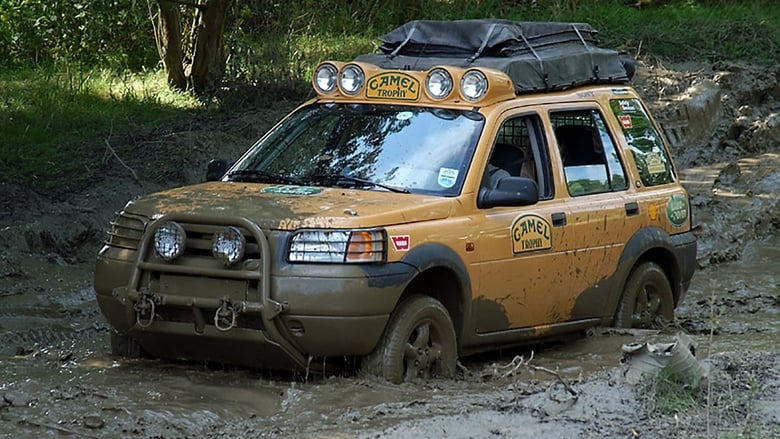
[229,103,484,195]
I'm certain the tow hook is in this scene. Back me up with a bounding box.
[214,298,238,331]
[134,291,156,328]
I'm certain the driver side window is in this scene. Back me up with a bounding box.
[483,114,551,199]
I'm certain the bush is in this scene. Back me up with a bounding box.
[0,0,157,69]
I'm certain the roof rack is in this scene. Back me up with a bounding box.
[355,19,635,94]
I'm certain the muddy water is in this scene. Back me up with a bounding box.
[1,239,779,437]
[677,236,780,354]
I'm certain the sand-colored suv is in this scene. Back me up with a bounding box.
[94,20,696,383]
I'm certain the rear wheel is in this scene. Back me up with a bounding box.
[363,295,457,384]
[614,262,674,328]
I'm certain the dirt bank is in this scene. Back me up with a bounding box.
[1,60,779,438]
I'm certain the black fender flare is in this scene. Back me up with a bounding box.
[603,226,683,321]
[399,242,473,340]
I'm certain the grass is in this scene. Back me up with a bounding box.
[637,288,775,438]
[0,67,200,188]
[643,366,704,415]
[3,0,780,188]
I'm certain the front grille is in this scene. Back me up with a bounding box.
[175,223,261,260]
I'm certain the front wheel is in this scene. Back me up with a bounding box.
[362,295,457,384]
[614,262,674,328]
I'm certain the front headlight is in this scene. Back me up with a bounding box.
[154,221,186,262]
[212,226,245,266]
[288,229,386,263]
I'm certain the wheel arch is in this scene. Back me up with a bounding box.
[605,227,685,322]
[398,243,472,347]
[635,246,683,306]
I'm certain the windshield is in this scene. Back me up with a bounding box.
[227,103,485,196]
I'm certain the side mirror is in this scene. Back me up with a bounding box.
[477,176,539,209]
[206,159,233,182]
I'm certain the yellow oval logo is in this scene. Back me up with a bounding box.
[366,72,420,101]
[511,214,552,254]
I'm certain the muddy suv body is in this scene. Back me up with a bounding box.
[94,20,696,383]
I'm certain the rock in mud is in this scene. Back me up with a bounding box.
[83,414,105,429]
[2,392,34,407]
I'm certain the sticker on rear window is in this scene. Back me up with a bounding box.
[618,99,636,112]
[646,153,666,174]
[438,168,458,188]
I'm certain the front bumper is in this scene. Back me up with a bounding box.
[671,231,697,305]
[95,213,416,371]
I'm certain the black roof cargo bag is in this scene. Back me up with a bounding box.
[355,19,635,94]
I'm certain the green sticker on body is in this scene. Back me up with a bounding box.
[666,194,689,227]
[261,185,322,195]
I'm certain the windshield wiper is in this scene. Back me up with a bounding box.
[226,169,303,185]
[309,174,410,193]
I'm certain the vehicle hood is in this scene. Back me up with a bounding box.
[123,182,454,230]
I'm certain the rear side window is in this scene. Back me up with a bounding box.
[609,98,675,186]
[550,109,628,196]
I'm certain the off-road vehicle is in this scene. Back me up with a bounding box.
[95,20,696,383]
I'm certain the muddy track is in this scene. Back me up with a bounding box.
[2,61,780,438]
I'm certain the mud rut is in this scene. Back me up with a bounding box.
[1,61,780,438]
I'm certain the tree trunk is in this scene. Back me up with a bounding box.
[190,0,230,94]
[157,0,187,90]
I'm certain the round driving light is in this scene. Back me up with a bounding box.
[339,64,365,95]
[461,70,488,101]
[212,226,246,266]
[154,222,186,262]
[314,63,338,94]
[426,68,453,99]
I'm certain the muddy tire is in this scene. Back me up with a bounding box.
[363,295,457,384]
[110,329,145,358]
[614,262,674,328]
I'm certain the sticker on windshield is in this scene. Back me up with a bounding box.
[261,185,322,195]
[396,111,413,121]
[438,168,459,188]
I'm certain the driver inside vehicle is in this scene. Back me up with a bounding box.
[487,143,535,188]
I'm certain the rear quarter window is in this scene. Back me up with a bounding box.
[550,109,628,197]
[609,98,675,186]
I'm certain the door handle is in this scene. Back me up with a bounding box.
[625,202,639,216]
[551,212,567,227]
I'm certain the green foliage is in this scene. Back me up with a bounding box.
[0,67,199,187]
[642,366,704,415]
[578,1,780,62]
[0,0,156,69]
[3,0,779,72]
[4,0,780,188]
